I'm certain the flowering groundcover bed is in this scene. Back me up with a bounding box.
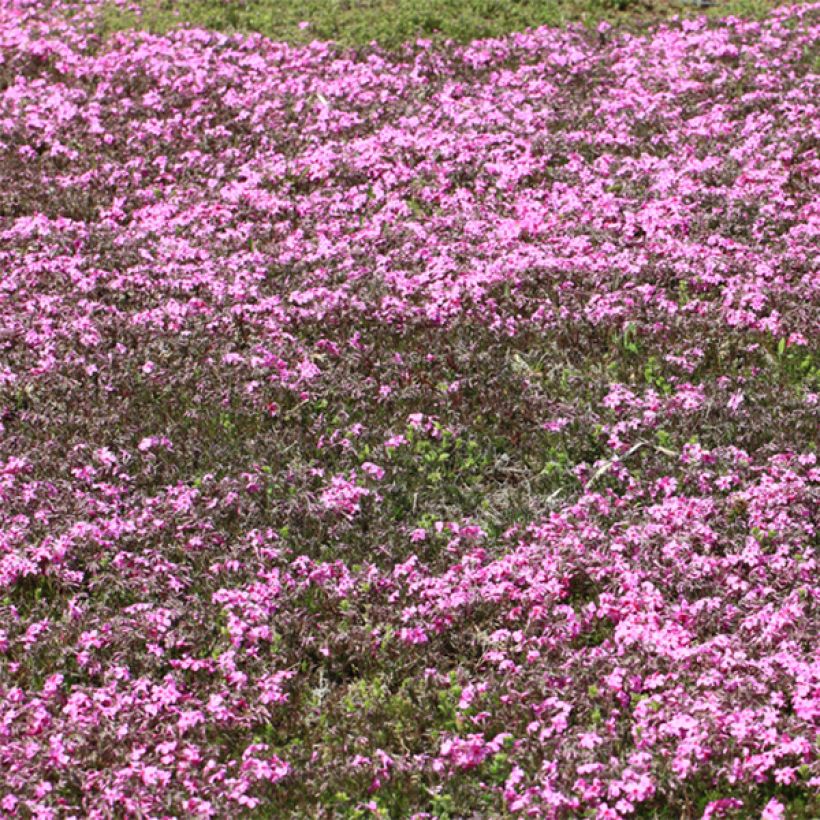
[0,1,818,816]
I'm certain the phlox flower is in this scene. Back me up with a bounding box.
[361,461,385,480]
[761,799,786,820]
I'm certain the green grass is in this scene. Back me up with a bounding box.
[93,0,793,49]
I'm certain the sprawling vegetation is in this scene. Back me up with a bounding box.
[93,0,791,47]
[0,0,817,817]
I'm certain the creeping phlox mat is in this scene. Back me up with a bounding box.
[0,1,818,817]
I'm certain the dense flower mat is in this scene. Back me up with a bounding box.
[0,1,818,816]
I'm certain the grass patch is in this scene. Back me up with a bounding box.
[94,0,795,48]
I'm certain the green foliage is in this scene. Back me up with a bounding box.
[95,0,586,47]
[95,0,792,49]
[643,356,672,395]
[774,341,817,388]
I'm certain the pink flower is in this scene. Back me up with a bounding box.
[399,627,428,645]
[361,462,385,480]
[258,671,295,705]
[384,434,407,449]
[761,799,786,820]
[320,473,371,518]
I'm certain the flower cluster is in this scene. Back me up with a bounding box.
[0,0,817,816]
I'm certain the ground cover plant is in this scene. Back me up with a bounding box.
[92,0,790,49]
[0,0,818,816]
